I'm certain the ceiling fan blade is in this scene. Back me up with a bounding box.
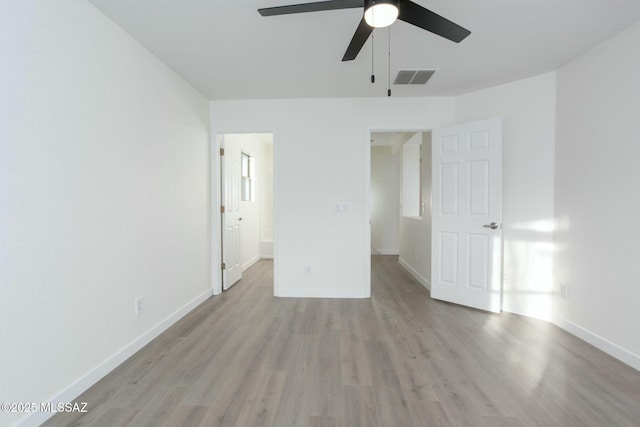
[342,17,374,61]
[397,0,470,43]
[258,0,363,17]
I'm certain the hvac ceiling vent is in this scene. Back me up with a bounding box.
[393,69,436,85]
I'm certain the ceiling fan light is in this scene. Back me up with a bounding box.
[364,0,399,28]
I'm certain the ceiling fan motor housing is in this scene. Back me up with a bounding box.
[364,0,400,28]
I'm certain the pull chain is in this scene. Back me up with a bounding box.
[387,26,391,97]
[371,32,375,83]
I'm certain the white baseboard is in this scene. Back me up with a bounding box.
[371,249,399,255]
[553,318,640,372]
[17,289,212,427]
[241,254,261,272]
[398,257,431,291]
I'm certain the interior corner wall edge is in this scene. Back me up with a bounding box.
[0,1,211,426]
[370,145,400,255]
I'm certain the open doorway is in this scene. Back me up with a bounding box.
[218,133,274,291]
[368,118,503,312]
[370,131,433,291]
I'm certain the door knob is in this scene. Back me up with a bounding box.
[483,222,499,230]
[238,217,243,221]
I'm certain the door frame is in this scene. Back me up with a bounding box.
[210,128,279,296]
[364,123,503,309]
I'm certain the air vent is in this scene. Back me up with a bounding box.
[394,70,416,85]
[393,69,436,85]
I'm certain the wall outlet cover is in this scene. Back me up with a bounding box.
[135,296,144,316]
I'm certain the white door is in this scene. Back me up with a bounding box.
[431,118,502,312]
[221,139,242,290]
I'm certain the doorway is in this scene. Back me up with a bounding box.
[368,118,503,312]
[369,131,433,290]
[216,132,274,292]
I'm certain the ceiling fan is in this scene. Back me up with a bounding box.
[258,0,471,61]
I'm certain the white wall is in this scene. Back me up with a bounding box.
[398,133,432,288]
[211,97,454,298]
[0,2,211,426]
[455,72,558,320]
[402,135,421,217]
[554,20,640,368]
[370,146,400,255]
[260,141,274,258]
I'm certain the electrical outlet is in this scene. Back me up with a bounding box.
[135,296,144,316]
[304,265,312,275]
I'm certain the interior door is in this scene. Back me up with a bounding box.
[221,139,242,290]
[431,118,502,312]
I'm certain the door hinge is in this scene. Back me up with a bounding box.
[220,205,225,213]
[221,262,226,270]
[220,148,224,156]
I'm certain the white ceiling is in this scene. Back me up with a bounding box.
[88,0,640,100]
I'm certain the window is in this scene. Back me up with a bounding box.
[241,152,254,201]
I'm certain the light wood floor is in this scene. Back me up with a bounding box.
[45,256,640,427]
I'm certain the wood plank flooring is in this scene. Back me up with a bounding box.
[44,256,640,427]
